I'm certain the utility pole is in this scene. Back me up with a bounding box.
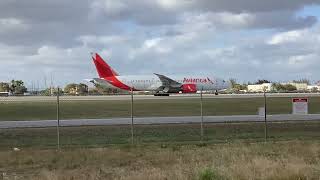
[200,88,204,143]
[130,87,134,145]
[50,74,54,96]
[57,87,60,150]
[37,80,39,95]
[263,89,268,142]
[44,76,47,90]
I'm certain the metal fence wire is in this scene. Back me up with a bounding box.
[0,92,320,149]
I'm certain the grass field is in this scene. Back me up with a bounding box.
[1,97,320,120]
[1,119,320,179]
[1,140,320,180]
[1,97,320,179]
[1,121,319,149]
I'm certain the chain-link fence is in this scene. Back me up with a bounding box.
[1,92,320,149]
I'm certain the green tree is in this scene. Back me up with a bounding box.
[233,84,247,91]
[40,88,51,96]
[272,83,297,92]
[311,87,318,93]
[284,84,297,91]
[0,82,10,92]
[10,80,27,95]
[255,79,270,84]
[40,87,63,96]
[64,83,89,95]
[64,83,78,95]
[272,83,282,91]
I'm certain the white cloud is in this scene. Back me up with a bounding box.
[213,12,255,28]
[203,47,237,63]
[157,0,179,9]
[91,0,128,15]
[288,54,317,66]
[0,44,97,85]
[26,46,89,66]
[267,30,305,45]
[266,27,320,50]
[0,18,22,25]
[156,0,192,10]
[78,35,129,46]
[129,37,172,59]
[180,12,255,30]
[143,38,163,49]
[0,18,28,33]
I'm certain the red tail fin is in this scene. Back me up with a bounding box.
[92,53,119,78]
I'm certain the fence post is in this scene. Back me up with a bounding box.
[264,90,268,142]
[56,87,60,150]
[130,87,134,145]
[200,88,204,143]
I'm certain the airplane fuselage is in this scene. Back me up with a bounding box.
[93,74,230,92]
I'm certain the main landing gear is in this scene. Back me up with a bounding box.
[154,93,170,96]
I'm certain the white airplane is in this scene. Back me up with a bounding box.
[88,53,230,95]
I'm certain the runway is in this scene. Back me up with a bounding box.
[1,114,320,128]
[1,93,320,102]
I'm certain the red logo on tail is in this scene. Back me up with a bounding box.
[92,53,119,78]
[92,53,137,91]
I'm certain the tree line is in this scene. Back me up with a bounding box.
[0,80,27,95]
[0,80,125,96]
[0,78,317,96]
[230,79,316,93]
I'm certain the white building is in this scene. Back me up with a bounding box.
[307,85,320,92]
[247,83,272,92]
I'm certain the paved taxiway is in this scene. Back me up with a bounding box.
[1,114,320,129]
[1,93,320,102]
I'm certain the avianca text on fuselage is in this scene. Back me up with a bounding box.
[88,53,230,94]
[183,78,214,84]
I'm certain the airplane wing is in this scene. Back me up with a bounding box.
[154,73,181,87]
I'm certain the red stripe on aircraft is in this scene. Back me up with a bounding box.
[104,76,138,91]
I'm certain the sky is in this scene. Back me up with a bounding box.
[0,0,320,88]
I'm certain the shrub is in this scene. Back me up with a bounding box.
[198,168,224,180]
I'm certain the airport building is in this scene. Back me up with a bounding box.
[247,83,272,92]
[285,83,308,91]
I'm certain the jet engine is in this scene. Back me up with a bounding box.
[181,84,197,93]
[162,86,181,93]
